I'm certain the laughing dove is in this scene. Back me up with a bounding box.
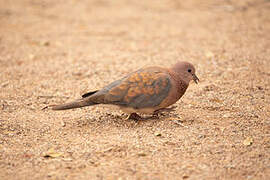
[51,61,199,119]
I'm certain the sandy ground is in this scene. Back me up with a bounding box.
[0,0,270,179]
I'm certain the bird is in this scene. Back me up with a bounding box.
[50,61,199,120]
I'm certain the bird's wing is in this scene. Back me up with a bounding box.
[82,90,99,98]
[100,68,172,109]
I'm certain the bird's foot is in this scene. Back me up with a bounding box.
[126,113,142,121]
[151,112,160,119]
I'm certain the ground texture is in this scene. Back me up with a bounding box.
[0,0,270,179]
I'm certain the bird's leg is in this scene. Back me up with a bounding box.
[126,113,142,121]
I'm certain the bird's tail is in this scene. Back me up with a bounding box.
[51,99,97,110]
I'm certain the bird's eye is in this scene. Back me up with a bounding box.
[187,69,192,73]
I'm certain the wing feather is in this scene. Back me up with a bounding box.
[103,68,171,109]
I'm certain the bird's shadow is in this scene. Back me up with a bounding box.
[112,106,178,122]
[43,104,179,129]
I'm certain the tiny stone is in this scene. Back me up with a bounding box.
[61,121,66,127]
[223,113,231,118]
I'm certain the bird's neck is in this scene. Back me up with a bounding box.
[169,70,189,94]
[169,70,189,86]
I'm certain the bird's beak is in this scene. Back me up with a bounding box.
[192,74,199,84]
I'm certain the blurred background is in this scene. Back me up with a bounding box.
[0,0,269,179]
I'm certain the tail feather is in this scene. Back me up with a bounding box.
[52,99,96,110]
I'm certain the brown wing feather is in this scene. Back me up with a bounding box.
[102,67,172,109]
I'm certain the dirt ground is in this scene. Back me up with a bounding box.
[0,0,270,179]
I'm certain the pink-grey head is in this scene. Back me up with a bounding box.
[171,61,199,84]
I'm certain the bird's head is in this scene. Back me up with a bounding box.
[171,61,199,84]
